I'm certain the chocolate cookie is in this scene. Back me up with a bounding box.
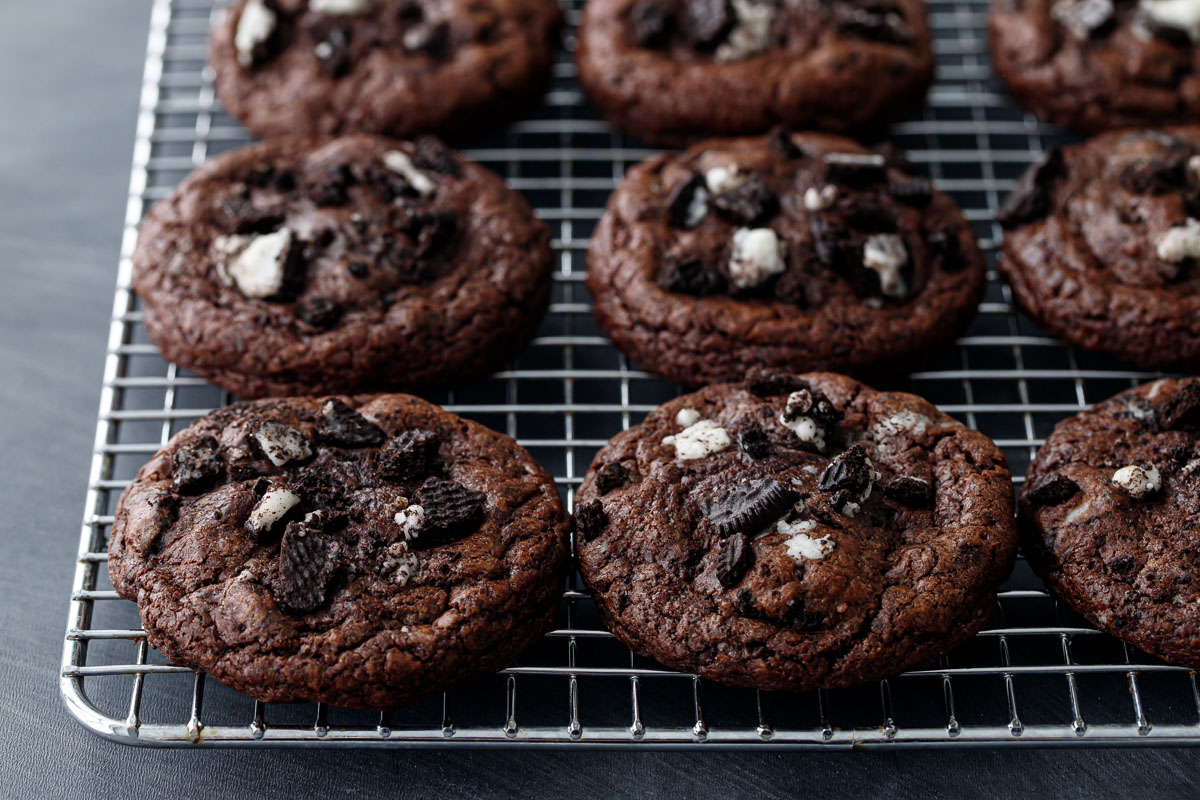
[575,370,1017,691]
[108,394,569,709]
[997,128,1200,370]
[209,0,563,140]
[133,134,554,398]
[990,0,1200,133]
[576,0,935,145]
[586,131,987,387]
[1020,377,1200,670]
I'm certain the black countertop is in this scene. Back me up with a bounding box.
[1,2,1196,797]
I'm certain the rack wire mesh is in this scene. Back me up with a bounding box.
[61,0,1200,748]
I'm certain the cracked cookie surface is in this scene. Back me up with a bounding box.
[990,0,1200,133]
[133,134,553,398]
[586,131,986,387]
[574,370,1017,691]
[997,128,1200,370]
[1021,378,1200,669]
[108,394,569,709]
[576,0,935,145]
[210,0,563,139]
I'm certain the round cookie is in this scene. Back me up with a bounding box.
[586,131,987,387]
[997,128,1200,370]
[574,370,1017,691]
[108,394,569,709]
[575,0,935,145]
[990,0,1200,133]
[1019,377,1200,670]
[209,0,563,140]
[133,134,554,398]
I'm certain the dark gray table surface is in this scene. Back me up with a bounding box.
[1,2,1195,797]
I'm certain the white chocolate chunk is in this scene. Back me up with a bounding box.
[662,419,732,460]
[1189,155,1200,181]
[247,486,301,535]
[804,185,837,211]
[383,150,436,197]
[1139,0,1200,41]
[675,407,702,428]
[715,0,776,62]
[785,532,835,562]
[235,0,277,66]
[380,541,419,586]
[1156,218,1200,263]
[729,227,786,288]
[705,163,747,194]
[253,422,313,467]
[395,504,426,541]
[218,228,293,299]
[310,0,372,14]
[1111,464,1161,498]
[776,518,817,536]
[863,233,909,298]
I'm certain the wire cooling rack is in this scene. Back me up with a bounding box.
[61,0,1200,749]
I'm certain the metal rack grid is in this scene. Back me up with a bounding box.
[61,0,1200,749]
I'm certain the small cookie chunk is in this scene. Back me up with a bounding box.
[108,394,569,709]
[132,134,553,398]
[587,132,986,386]
[575,372,1017,692]
[990,0,1200,133]
[997,129,1200,370]
[576,0,935,145]
[1020,378,1200,670]
[210,0,563,139]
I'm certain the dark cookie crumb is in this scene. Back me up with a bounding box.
[879,475,933,508]
[818,445,873,496]
[716,532,753,587]
[823,152,887,187]
[682,0,733,48]
[1022,472,1081,508]
[666,172,708,229]
[275,515,338,614]
[745,367,804,397]
[410,477,486,548]
[574,499,608,541]
[656,255,725,295]
[996,148,1063,229]
[702,477,798,538]
[379,429,440,482]
[737,423,773,459]
[296,297,342,331]
[596,461,631,494]
[318,399,386,448]
[628,0,673,47]
[171,436,224,494]
[712,174,778,226]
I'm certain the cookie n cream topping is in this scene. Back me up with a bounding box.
[395,504,426,540]
[246,484,301,536]
[729,227,786,288]
[784,531,835,561]
[705,163,747,195]
[1139,0,1200,41]
[863,233,908,298]
[804,185,837,211]
[235,0,277,66]
[779,389,825,449]
[1050,0,1114,38]
[380,541,419,586]
[1112,464,1161,498]
[662,419,732,460]
[1156,218,1200,263]
[254,421,313,466]
[715,0,775,62]
[310,0,372,14]
[383,150,436,197]
[216,228,294,299]
[675,407,702,428]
